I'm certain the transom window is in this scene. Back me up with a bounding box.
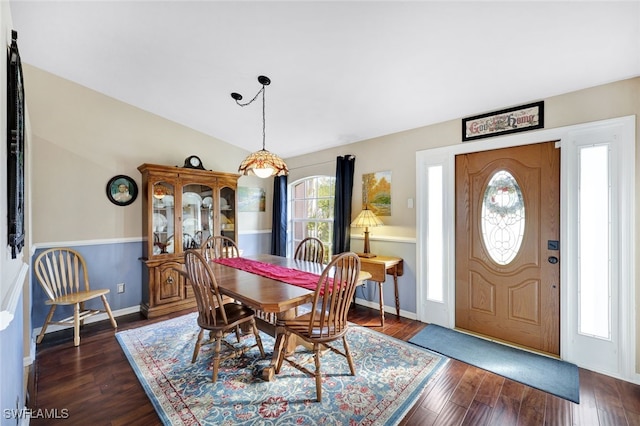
[289,176,335,263]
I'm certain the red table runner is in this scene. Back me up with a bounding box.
[213,257,327,294]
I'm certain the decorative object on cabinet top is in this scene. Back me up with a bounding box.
[183,155,205,170]
[138,163,241,180]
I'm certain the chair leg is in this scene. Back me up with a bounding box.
[313,343,322,402]
[342,335,356,375]
[73,303,81,346]
[36,306,57,344]
[212,330,223,383]
[251,319,265,357]
[79,302,86,327]
[191,329,204,363]
[235,325,241,343]
[101,295,118,329]
[275,332,292,373]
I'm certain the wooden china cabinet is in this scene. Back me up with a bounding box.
[138,163,239,318]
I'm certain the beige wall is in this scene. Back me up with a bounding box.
[27,64,637,248]
[287,118,460,240]
[24,65,272,244]
[288,78,639,239]
[287,77,640,372]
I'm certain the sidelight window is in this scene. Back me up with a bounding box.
[578,145,611,339]
[426,165,444,302]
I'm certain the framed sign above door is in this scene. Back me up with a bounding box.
[462,101,544,142]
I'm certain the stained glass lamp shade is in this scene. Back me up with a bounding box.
[351,207,384,258]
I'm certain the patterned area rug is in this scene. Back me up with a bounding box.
[116,313,445,425]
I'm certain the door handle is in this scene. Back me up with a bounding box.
[548,256,558,264]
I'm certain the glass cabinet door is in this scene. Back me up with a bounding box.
[183,183,214,250]
[220,186,236,242]
[152,182,175,254]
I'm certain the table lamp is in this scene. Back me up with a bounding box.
[351,206,384,258]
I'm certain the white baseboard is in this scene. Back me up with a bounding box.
[30,305,141,341]
[23,339,36,368]
[354,297,416,321]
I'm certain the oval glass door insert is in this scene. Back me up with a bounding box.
[481,170,525,265]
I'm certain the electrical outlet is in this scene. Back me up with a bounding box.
[117,283,125,293]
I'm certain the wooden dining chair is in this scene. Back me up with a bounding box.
[192,230,205,248]
[34,248,118,346]
[184,249,265,383]
[200,235,240,261]
[275,251,361,401]
[294,237,325,264]
[200,235,278,326]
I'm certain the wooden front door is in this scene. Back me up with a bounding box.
[455,142,560,355]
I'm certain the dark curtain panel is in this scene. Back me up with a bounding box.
[270,175,288,256]
[332,155,356,254]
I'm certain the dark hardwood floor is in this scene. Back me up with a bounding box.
[29,305,640,425]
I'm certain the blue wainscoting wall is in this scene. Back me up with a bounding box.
[30,232,272,337]
[0,294,25,426]
[31,233,417,339]
[237,231,271,257]
[353,237,417,320]
[31,241,144,335]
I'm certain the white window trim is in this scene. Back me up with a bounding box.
[287,175,336,258]
[416,115,637,384]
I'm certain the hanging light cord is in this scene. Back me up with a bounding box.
[232,81,268,151]
[232,75,288,177]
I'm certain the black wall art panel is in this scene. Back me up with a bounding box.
[7,30,25,259]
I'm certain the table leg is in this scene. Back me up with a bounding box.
[393,268,400,318]
[261,309,297,381]
[378,281,384,326]
[261,336,281,381]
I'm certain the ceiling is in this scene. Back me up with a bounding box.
[9,1,640,158]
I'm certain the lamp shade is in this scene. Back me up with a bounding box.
[351,208,384,228]
[232,75,289,179]
[351,207,383,257]
[238,149,289,178]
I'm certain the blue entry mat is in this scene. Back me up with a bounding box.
[409,324,580,403]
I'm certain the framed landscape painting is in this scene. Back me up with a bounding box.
[362,171,391,216]
[238,187,266,212]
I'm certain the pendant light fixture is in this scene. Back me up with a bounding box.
[232,75,288,178]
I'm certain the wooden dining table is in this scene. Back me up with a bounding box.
[208,253,370,380]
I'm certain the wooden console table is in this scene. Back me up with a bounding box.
[357,255,404,326]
